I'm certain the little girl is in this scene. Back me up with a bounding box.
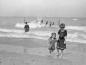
[57,23,67,57]
[48,33,57,54]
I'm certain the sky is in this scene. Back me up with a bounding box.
[0,0,86,17]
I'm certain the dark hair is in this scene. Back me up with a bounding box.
[51,33,56,37]
[25,22,27,24]
[59,23,65,28]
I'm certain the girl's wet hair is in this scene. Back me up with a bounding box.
[51,33,56,37]
[59,23,65,28]
[25,22,27,24]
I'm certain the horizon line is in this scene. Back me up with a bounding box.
[0,16,86,18]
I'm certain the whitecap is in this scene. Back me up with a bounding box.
[0,28,24,33]
[72,18,78,21]
[15,22,45,29]
[66,26,86,32]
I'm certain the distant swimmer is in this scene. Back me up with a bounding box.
[41,19,43,24]
[24,22,30,32]
[52,22,54,25]
[49,22,52,27]
[46,21,48,25]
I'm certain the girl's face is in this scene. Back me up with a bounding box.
[52,34,56,38]
[60,27,64,30]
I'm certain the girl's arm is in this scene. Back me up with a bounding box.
[58,30,60,35]
[64,36,67,44]
[48,38,51,44]
[64,30,67,44]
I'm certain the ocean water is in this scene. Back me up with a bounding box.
[0,16,86,43]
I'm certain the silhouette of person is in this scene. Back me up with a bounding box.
[56,23,67,57]
[24,22,29,32]
[46,21,48,25]
[41,19,43,24]
[52,22,54,25]
[49,22,52,27]
[48,33,57,54]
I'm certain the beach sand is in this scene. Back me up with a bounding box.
[0,37,85,65]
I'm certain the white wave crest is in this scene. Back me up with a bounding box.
[0,32,86,44]
[72,18,79,21]
[0,28,24,33]
[15,22,45,29]
[15,21,86,32]
[0,33,48,40]
[66,26,86,32]
[0,28,51,37]
[0,26,86,44]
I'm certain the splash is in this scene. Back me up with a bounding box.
[0,25,86,43]
[0,28,24,33]
[15,22,45,29]
[66,26,86,32]
[72,18,78,21]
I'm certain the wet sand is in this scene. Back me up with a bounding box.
[0,37,85,65]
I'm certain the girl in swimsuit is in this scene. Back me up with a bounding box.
[57,23,67,57]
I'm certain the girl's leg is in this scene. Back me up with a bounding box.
[57,40,60,56]
[56,49,59,56]
[49,48,52,54]
[49,50,52,54]
[60,40,64,57]
[60,50,63,57]
[48,45,52,54]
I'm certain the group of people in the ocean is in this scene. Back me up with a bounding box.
[41,19,55,27]
[24,20,67,58]
[24,19,55,32]
[48,23,67,57]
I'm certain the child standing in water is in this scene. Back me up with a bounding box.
[56,23,67,57]
[48,33,57,54]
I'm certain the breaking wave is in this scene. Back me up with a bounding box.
[15,22,86,32]
[15,22,45,29]
[0,26,86,43]
[0,28,24,33]
[66,26,86,32]
[0,28,51,40]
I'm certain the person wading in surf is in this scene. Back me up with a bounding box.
[56,23,67,57]
[49,22,52,27]
[24,22,30,32]
[41,19,43,24]
[52,22,54,25]
[48,33,57,55]
[46,21,48,25]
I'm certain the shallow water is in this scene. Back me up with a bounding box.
[0,17,86,43]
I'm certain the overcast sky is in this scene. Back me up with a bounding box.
[0,0,86,17]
